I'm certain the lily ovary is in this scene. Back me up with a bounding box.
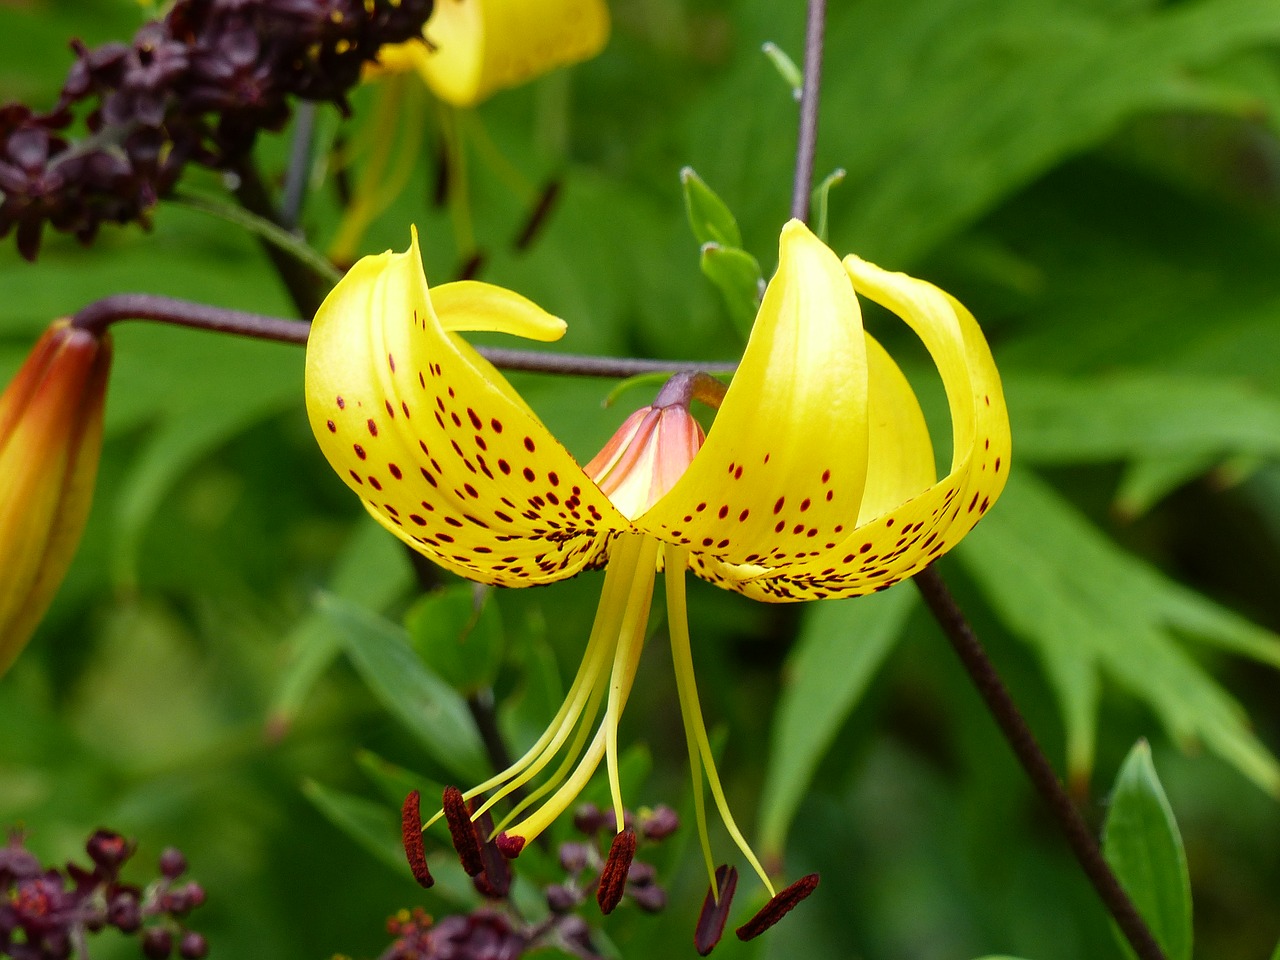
[304,218,1010,943]
[0,320,111,677]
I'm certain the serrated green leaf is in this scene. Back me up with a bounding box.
[959,470,1280,793]
[318,593,488,782]
[680,167,742,249]
[700,242,763,340]
[759,584,915,857]
[405,585,504,696]
[1102,741,1193,960]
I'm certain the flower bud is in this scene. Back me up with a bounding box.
[0,320,110,676]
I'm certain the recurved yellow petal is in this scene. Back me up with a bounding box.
[731,257,1009,601]
[432,281,567,341]
[636,220,870,576]
[411,0,610,108]
[305,231,627,587]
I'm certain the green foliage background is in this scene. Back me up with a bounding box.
[3,0,1280,958]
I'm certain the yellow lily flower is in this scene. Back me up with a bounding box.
[305,219,1009,941]
[377,0,610,108]
[0,321,111,676]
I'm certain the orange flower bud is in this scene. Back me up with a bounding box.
[0,320,111,676]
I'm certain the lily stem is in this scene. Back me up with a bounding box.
[67,293,739,377]
[790,0,827,223]
[914,565,1169,960]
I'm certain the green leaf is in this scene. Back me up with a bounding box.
[171,188,342,285]
[268,520,414,735]
[810,168,846,245]
[1102,741,1193,960]
[759,584,915,857]
[301,778,408,876]
[680,167,743,249]
[761,41,803,100]
[404,585,504,696]
[1009,372,1280,466]
[318,593,489,782]
[959,470,1280,793]
[700,242,763,340]
[356,749,444,812]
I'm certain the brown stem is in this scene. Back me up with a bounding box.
[67,293,739,379]
[790,0,827,223]
[914,566,1168,960]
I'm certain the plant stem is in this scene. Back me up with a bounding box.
[785,2,1165,957]
[790,0,827,223]
[914,566,1168,960]
[232,160,327,317]
[67,293,738,377]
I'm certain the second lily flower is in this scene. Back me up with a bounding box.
[305,219,1010,943]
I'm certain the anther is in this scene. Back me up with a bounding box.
[469,803,511,900]
[596,829,636,914]
[399,791,433,888]
[694,864,738,955]
[495,832,526,859]
[734,873,820,941]
[442,786,484,876]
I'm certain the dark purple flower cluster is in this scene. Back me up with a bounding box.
[0,0,435,260]
[0,829,207,960]
[383,800,678,960]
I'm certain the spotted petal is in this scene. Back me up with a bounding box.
[635,220,871,574]
[305,231,628,587]
[730,256,1010,601]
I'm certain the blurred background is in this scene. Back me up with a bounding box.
[3,0,1280,957]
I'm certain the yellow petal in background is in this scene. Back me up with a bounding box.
[637,220,872,579]
[0,321,111,676]
[408,0,610,108]
[305,231,629,588]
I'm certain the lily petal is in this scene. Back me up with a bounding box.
[729,256,1010,601]
[636,220,871,575]
[411,0,610,108]
[306,231,627,587]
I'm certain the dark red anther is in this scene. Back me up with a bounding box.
[469,803,511,899]
[400,790,433,889]
[694,864,738,956]
[734,873,820,941]
[442,786,484,876]
[596,829,636,915]
[495,832,526,859]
